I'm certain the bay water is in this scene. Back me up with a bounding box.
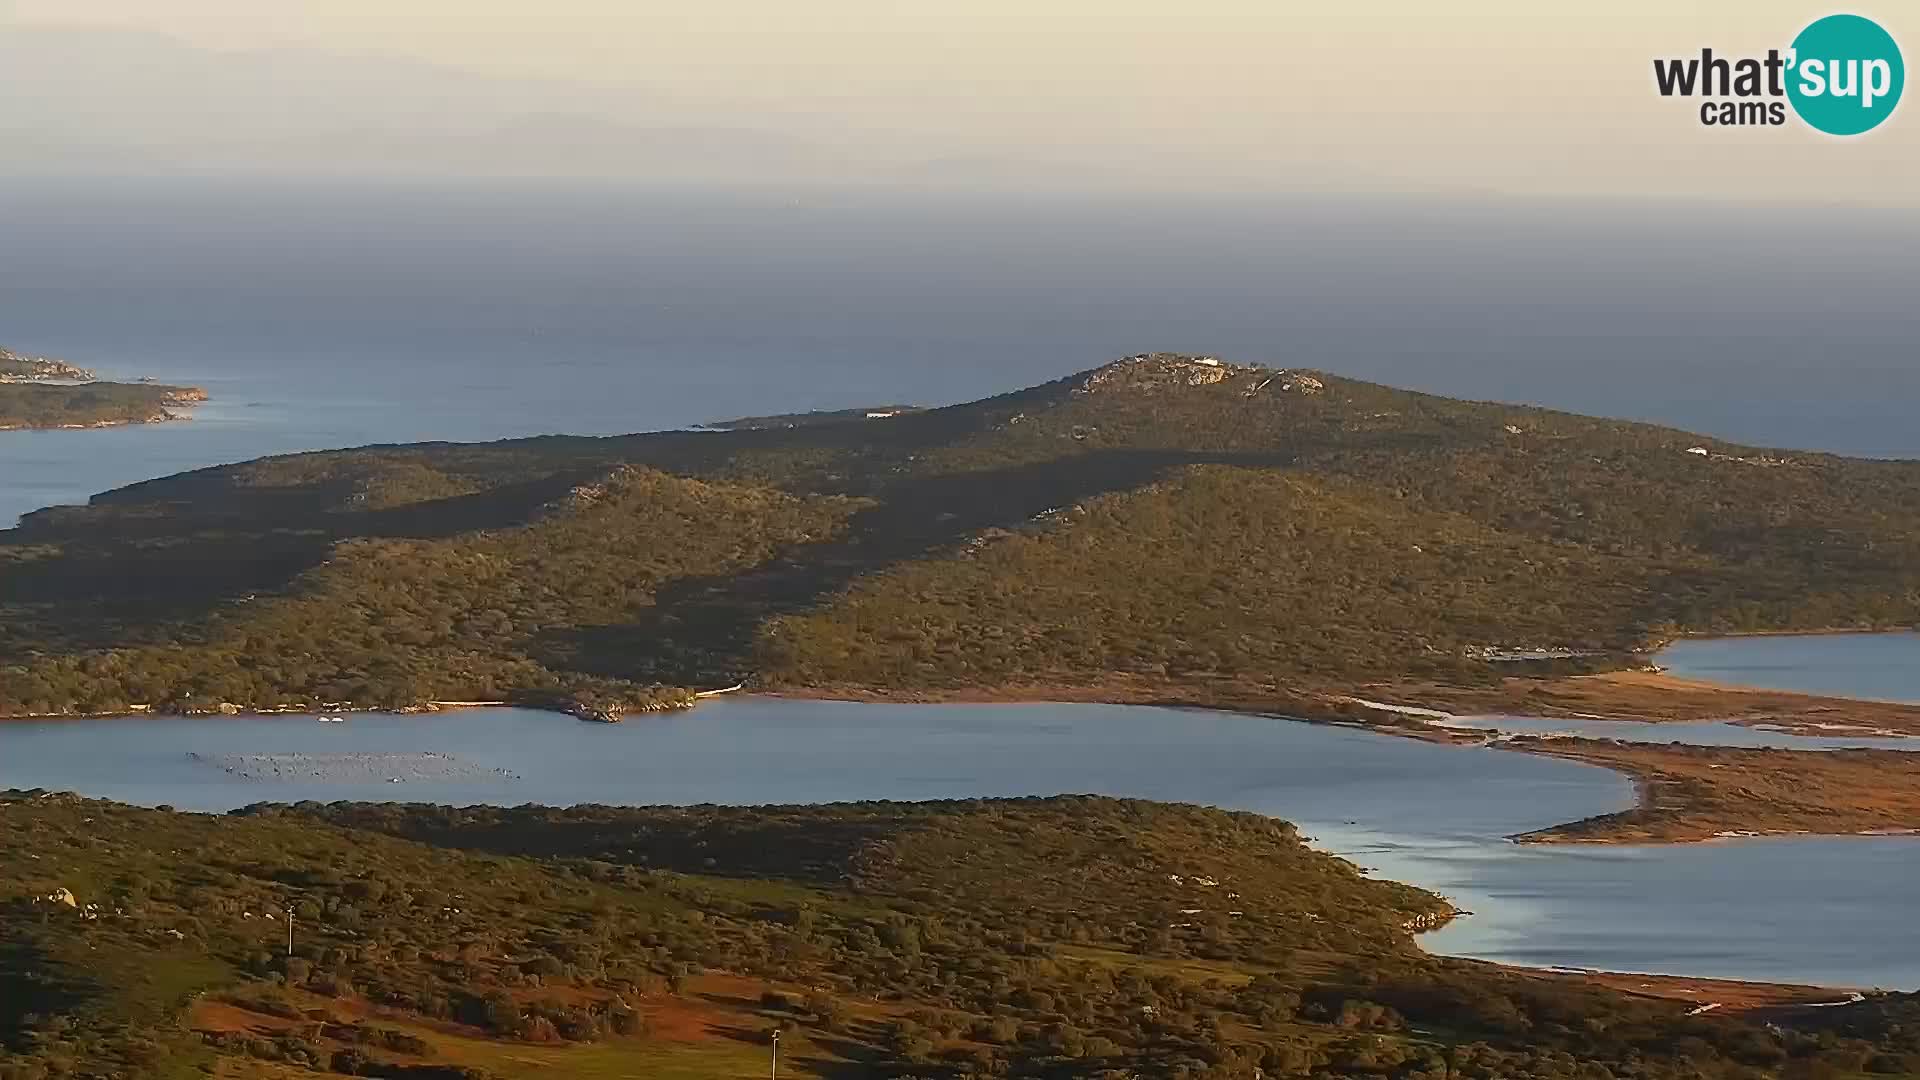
[4,695,1918,990]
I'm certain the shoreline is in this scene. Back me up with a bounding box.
[0,380,209,432]
[11,667,1920,846]
[1363,668,1920,735]
[0,412,198,432]
[738,682,1920,846]
[1475,959,1866,1014]
[1653,624,1917,643]
[1622,668,1920,714]
[1500,736,1920,845]
[6,688,1912,996]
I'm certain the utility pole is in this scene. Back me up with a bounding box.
[286,905,295,958]
[770,1028,780,1080]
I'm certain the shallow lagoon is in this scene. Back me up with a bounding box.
[1658,632,1920,704]
[6,696,1919,989]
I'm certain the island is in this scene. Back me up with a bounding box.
[0,345,208,430]
[2,352,1918,838]
[4,790,1916,1080]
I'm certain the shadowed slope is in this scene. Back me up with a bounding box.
[4,354,1918,716]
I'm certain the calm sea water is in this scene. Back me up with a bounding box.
[4,181,1919,525]
[4,696,1918,990]
[1659,634,1920,704]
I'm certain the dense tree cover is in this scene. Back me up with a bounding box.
[3,792,1913,1080]
[4,355,1919,716]
[761,467,1663,688]
[0,467,857,714]
[0,383,204,430]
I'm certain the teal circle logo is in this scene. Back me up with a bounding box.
[1787,14,1904,135]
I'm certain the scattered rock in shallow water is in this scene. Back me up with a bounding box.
[186,750,519,784]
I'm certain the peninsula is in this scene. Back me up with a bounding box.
[3,353,1917,839]
[0,345,208,430]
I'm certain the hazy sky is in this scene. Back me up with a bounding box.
[2,1,1914,203]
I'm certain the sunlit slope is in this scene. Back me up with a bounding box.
[4,355,1917,714]
[8,792,1919,1080]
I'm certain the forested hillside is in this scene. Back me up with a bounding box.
[4,354,1918,716]
[5,792,1917,1080]
[0,381,206,430]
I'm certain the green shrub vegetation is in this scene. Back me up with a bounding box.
[4,355,1918,716]
[0,382,204,430]
[4,792,1916,1079]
